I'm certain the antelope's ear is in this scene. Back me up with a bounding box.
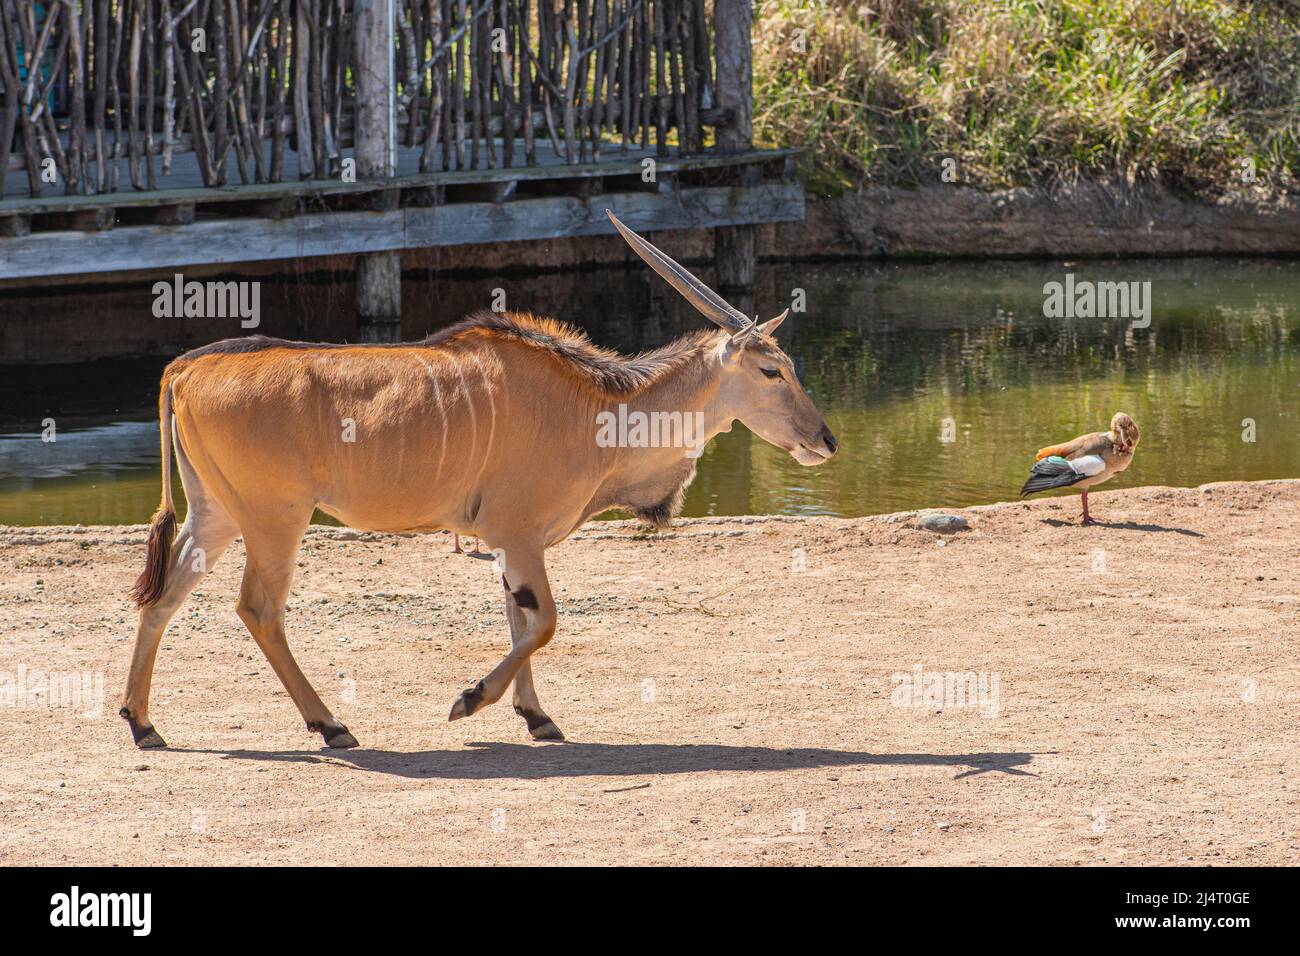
[726,319,760,353]
[758,309,789,336]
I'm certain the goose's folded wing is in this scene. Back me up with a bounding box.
[1036,431,1109,461]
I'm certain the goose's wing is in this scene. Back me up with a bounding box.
[1035,431,1110,461]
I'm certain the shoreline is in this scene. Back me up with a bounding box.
[4,478,1296,542]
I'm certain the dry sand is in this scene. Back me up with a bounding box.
[1,479,1297,866]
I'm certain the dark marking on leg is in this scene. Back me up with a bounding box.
[512,585,538,610]
[514,704,565,741]
[502,574,511,592]
[119,706,166,748]
[469,493,482,521]
[513,704,550,732]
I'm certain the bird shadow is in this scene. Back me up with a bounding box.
[1040,518,1203,537]
[166,741,1048,781]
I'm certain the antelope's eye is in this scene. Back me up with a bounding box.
[761,367,783,380]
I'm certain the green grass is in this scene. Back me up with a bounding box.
[752,0,1300,196]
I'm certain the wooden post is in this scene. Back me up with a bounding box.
[712,0,755,293]
[354,0,402,342]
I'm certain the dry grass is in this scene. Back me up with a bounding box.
[753,0,1300,196]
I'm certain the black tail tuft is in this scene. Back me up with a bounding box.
[1021,457,1085,497]
[129,507,176,606]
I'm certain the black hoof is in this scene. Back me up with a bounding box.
[121,707,167,748]
[135,728,168,749]
[308,721,358,748]
[449,681,485,721]
[529,721,565,741]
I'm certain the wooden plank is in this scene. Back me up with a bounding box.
[0,184,804,279]
[0,147,802,216]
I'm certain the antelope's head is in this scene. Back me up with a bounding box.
[608,211,838,466]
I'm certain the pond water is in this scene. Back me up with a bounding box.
[1,257,1296,525]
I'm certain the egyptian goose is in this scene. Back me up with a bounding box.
[1020,413,1141,525]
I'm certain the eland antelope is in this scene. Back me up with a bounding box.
[1020,412,1141,524]
[121,210,838,750]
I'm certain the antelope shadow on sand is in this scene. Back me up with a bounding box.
[168,742,1047,780]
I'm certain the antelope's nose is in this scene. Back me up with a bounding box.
[822,427,838,456]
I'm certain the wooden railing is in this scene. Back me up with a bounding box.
[0,0,720,197]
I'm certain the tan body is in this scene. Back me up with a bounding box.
[120,213,838,749]
[1029,412,1141,524]
[170,331,742,547]
[1035,431,1136,490]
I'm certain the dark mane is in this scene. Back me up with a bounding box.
[428,311,716,394]
[176,311,717,396]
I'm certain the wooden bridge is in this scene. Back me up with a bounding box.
[0,0,798,337]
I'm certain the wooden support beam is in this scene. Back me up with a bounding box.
[253,197,300,219]
[0,185,804,280]
[402,185,445,208]
[353,0,400,342]
[70,207,117,232]
[713,0,757,292]
[149,203,196,226]
[573,177,604,199]
[451,180,517,205]
[0,214,32,238]
[359,188,402,213]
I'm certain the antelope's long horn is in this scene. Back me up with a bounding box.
[606,209,750,333]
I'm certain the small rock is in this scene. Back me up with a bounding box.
[937,821,951,830]
[921,514,968,534]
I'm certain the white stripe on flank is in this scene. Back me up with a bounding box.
[418,357,449,485]
[468,352,497,489]
[452,359,479,470]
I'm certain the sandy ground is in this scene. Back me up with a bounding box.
[1,479,1297,866]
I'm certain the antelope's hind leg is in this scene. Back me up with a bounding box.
[507,595,564,741]
[236,519,357,749]
[448,547,558,733]
[120,500,239,749]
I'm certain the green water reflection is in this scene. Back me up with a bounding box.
[1,258,1296,524]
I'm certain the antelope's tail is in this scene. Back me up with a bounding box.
[129,384,177,607]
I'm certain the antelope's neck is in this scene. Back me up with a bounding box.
[585,342,733,526]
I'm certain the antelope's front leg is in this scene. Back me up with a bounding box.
[448,548,557,725]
